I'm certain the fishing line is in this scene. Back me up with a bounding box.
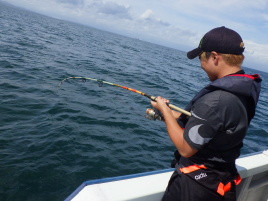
[58,76,191,117]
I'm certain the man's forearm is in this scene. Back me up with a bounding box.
[162,108,197,158]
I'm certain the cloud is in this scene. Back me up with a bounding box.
[244,40,268,68]
[90,1,131,19]
[139,9,170,27]
[170,0,268,12]
[53,0,132,19]
[56,0,84,5]
[140,9,153,20]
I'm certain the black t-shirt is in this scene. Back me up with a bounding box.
[184,90,248,163]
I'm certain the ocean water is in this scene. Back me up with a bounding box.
[0,2,267,201]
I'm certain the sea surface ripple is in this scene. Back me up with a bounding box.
[0,2,267,201]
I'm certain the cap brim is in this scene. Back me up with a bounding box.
[187,47,202,59]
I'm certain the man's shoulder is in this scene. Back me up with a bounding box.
[198,90,241,106]
[194,90,247,122]
[193,90,246,117]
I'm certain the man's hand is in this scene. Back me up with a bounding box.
[151,96,170,113]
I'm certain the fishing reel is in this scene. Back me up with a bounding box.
[146,108,163,121]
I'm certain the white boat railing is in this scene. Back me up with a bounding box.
[65,150,268,201]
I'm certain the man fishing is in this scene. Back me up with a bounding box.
[151,26,262,201]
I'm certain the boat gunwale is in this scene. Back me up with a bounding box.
[64,168,175,201]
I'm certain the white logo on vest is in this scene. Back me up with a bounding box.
[195,172,207,180]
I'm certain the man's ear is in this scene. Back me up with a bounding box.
[211,51,219,65]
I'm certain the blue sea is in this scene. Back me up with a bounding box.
[0,2,267,200]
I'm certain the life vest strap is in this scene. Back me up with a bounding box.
[217,175,242,196]
[179,164,207,174]
[217,182,231,196]
[233,174,242,185]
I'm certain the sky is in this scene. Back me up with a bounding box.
[3,0,268,72]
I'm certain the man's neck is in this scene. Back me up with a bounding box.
[217,65,242,79]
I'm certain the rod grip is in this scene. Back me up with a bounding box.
[169,104,191,116]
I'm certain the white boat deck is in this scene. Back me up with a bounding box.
[66,150,268,201]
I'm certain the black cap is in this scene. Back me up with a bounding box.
[187,26,245,59]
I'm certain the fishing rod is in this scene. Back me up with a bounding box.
[58,76,191,117]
